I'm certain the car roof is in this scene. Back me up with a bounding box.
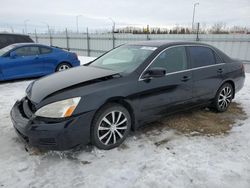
[0,33,31,37]
[10,43,51,48]
[128,40,210,48]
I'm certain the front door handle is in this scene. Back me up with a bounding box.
[181,76,191,82]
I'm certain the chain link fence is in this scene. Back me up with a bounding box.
[30,32,250,62]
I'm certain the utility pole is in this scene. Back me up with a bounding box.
[192,2,199,32]
[108,17,115,33]
[24,19,30,34]
[147,25,150,40]
[6,24,14,33]
[76,15,82,33]
[86,27,90,57]
[41,22,50,33]
[108,17,115,48]
[196,22,200,41]
[65,28,69,51]
[40,22,52,45]
[35,29,38,43]
[46,24,50,33]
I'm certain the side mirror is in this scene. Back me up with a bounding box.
[142,67,166,79]
[10,51,17,58]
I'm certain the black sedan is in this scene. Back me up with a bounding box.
[10,41,245,150]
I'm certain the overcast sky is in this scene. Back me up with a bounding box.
[0,0,249,33]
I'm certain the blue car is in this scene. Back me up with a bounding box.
[0,43,80,81]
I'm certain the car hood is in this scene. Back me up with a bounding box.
[26,66,119,103]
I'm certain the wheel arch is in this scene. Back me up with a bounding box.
[55,61,72,71]
[219,80,235,98]
[94,97,137,131]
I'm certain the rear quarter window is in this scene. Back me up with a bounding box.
[188,46,216,68]
[40,47,52,54]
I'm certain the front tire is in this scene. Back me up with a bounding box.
[213,83,234,112]
[91,103,131,150]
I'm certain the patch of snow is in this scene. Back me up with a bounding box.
[78,56,96,65]
[0,59,249,187]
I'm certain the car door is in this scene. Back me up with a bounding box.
[38,46,57,74]
[187,46,224,101]
[2,46,43,80]
[137,46,193,121]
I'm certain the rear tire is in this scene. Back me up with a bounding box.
[213,83,234,112]
[56,62,72,72]
[91,103,131,150]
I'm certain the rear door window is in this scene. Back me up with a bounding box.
[188,46,216,68]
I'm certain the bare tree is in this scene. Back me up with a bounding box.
[200,22,208,34]
[210,22,228,34]
[230,26,247,34]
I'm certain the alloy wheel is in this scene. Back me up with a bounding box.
[58,64,70,71]
[218,86,232,110]
[97,111,128,145]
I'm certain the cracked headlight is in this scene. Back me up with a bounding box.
[35,97,81,118]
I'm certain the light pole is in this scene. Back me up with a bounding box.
[24,19,30,34]
[76,15,82,33]
[10,26,14,33]
[41,22,50,33]
[108,17,115,48]
[6,24,14,33]
[108,17,115,33]
[192,2,199,32]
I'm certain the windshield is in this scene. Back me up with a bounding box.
[0,45,15,56]
[89,45,157,73]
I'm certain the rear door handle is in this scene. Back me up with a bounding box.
[217,68,223,74]
[181,76,191,82]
